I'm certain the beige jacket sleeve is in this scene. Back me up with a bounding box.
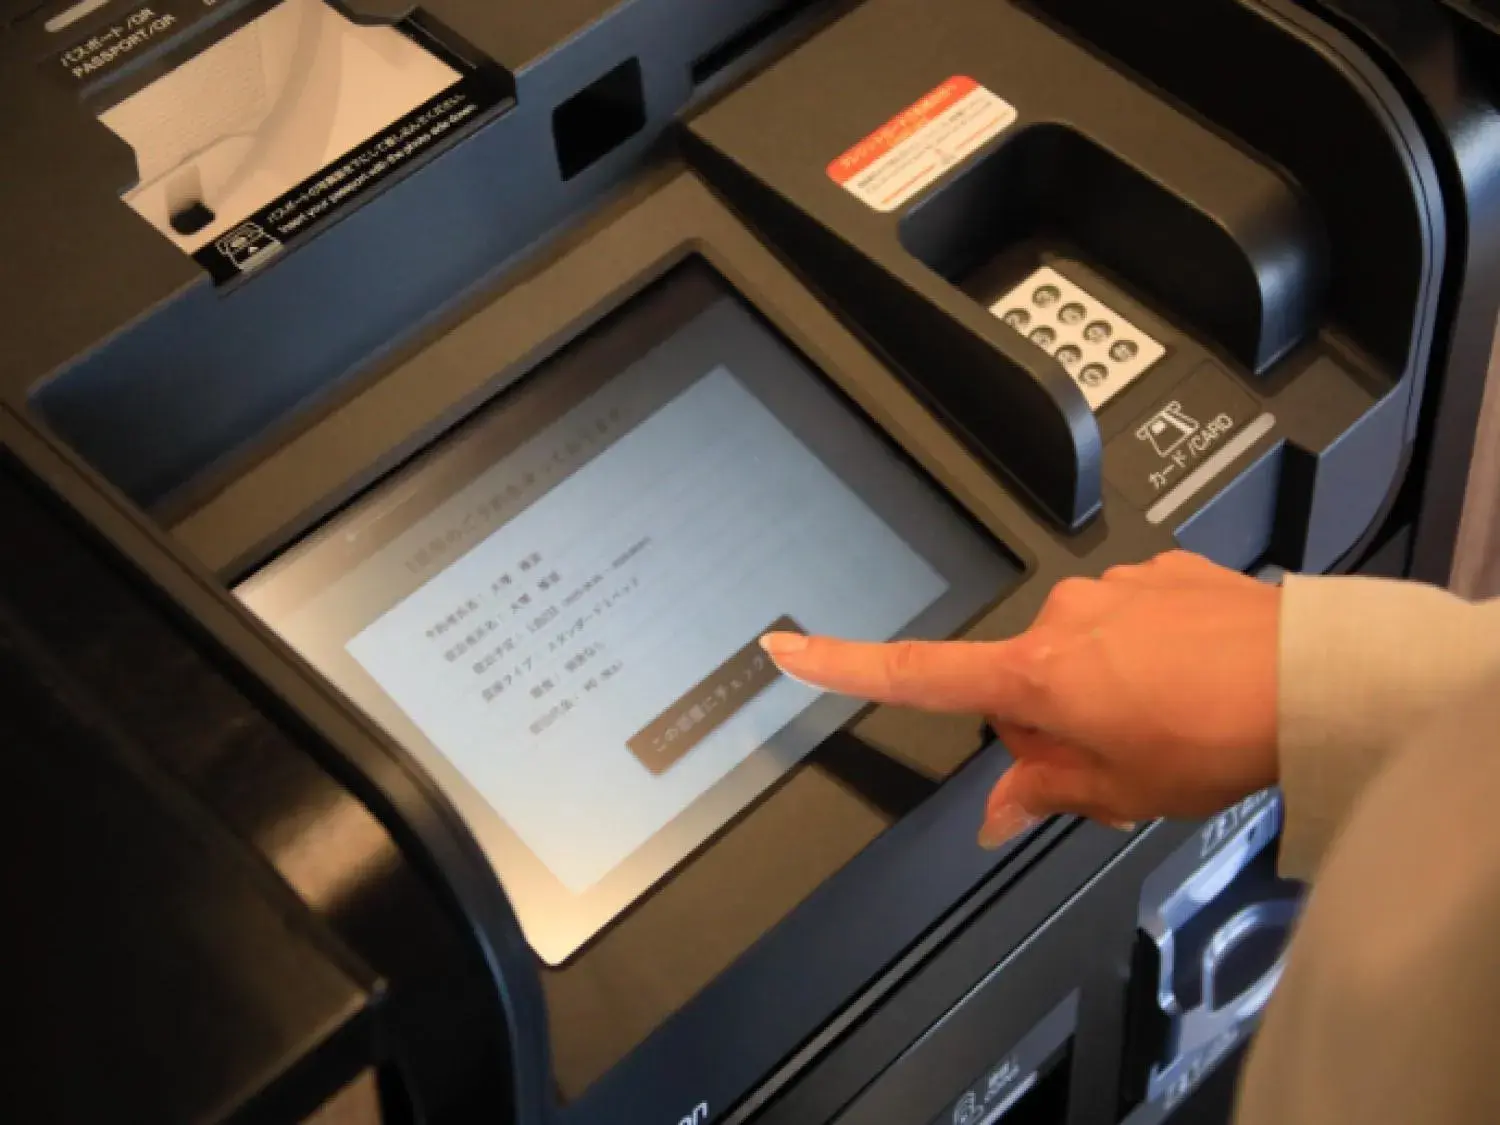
[1274,574,1500,882]
[1234,576,1500,1125]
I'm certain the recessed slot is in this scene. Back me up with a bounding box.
[552,58,646,181]
[689,0,819,87]
[44,0,109,33]
[169,200,217,236]
[995,1040,1073,1124]
[930,996,1078,1125]
[165,166,217,236]
[96,0,460,255]
[899,124,1268,371]
[1118,931,1173,1116]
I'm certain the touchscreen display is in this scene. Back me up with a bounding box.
[238,263,1015,965]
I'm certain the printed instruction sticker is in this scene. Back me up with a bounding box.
[827,76,1017,213]
[191,66,511,284]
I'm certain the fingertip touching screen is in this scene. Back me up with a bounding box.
[237,260,1018,966]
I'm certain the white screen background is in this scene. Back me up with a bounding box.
[347,368,946,892]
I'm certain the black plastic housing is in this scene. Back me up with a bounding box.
[0,0,844,509]
[0,519,386,1124]
[0,1,1465,1125]
[1296,0,1500,587]
[686,0,1442,570]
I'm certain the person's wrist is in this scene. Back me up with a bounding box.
[1186,580,1282,811]
[1240,580,1283,793]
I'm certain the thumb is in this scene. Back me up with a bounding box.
[975,760,1050,849]
[978,760,1124,849]
[986,757,1102,819]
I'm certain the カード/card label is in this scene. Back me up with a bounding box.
[1103,362,1264,512]
[828,76,1017,213]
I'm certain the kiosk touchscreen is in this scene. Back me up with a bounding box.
[236,263,1017,968]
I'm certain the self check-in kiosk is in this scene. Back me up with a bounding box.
[0,0,1474,1123]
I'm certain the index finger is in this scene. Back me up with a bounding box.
[759,632,1044,718]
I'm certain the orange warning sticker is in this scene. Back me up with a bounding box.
[827,76,1017,213]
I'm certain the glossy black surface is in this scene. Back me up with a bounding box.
[0,452,521,1122]
[0,521,380,1123]
[0,0,847,508]
[1304,0,1500,584]
[687,0,1441,571]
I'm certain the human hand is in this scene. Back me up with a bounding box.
[760,552,1281,848]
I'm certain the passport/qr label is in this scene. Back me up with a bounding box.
[828,76,1017,213]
